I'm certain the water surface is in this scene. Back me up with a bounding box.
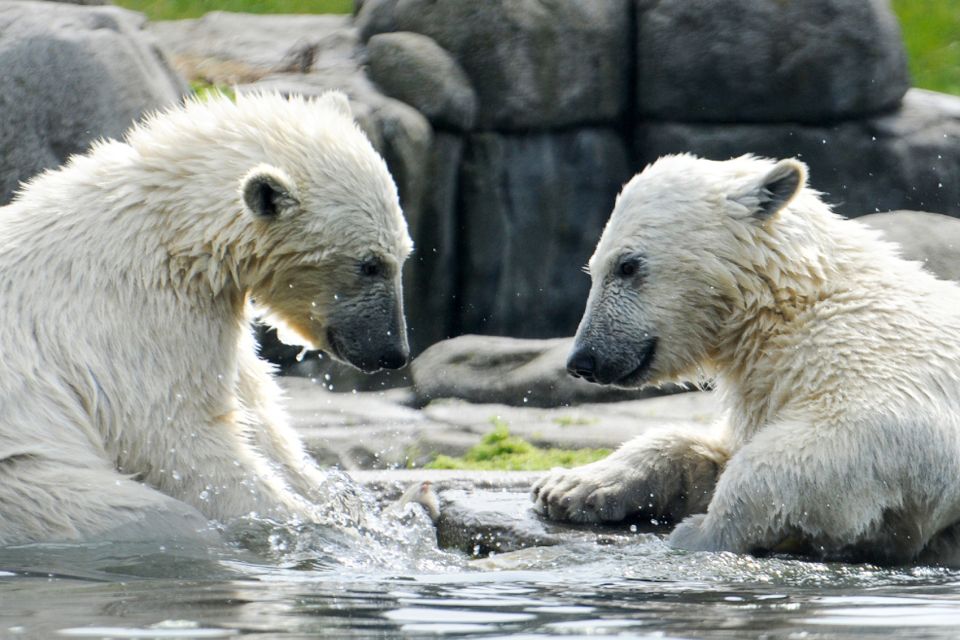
[3,523,960,639]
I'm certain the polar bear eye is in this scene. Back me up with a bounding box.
[360,258,383,277]
[617,258,642,278]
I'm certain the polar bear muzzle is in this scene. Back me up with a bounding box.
[567,336,658,388]
[324,284,409,373]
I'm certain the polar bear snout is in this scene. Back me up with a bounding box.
[567,336,657,388]
[325,296,409,373]
[566,349,597,382]
[326,324,409,372]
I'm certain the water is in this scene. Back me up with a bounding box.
[4,524,960,639]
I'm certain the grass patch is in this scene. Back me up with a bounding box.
[425,419,610,471]
[113,0,351,21]
[189,80,236,101]
[553,415,597,427]
[892,0,960,95]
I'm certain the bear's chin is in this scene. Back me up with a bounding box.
[611,337,659,389]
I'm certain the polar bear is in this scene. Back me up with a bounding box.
[533,154,960,565]
[0,92,411,545]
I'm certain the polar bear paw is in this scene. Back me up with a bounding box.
[531,458,659,524]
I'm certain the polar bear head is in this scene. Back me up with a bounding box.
[567,154,807,388]
[130,91,413,372]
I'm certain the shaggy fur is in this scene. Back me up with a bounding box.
[0,92,412,544]
[533,154,960,565]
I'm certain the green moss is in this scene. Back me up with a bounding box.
[553,415,597,427]
[189,80,236,102]
[425,419,610,471]
[892,0,960,95]
[113,0,351,21]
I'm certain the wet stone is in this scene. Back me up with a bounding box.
[432,489,630,558]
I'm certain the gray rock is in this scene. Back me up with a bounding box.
[352,469,542,502]
[635,89,960,218]
[635,0,909,123]
[405,133,463,354]
[0,1,186,204]
[367,32,476,131]
[281,375,720,468]
[433,489,569,556]
[412,335,678,408]
[359,0,631,130]
[858,211,960,282]
[420,394,718,451]
[458,130,632,338]
[148,12,356,84]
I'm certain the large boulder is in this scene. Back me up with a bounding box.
[411,335,666,407]
[635,90,960,218]
[404,133,463,352]
[458,129,632,338]
[635,0,910,123]
[366,32,477,131]
[357,0,631,130]
[858,211,960,282]
[0,1,186,204]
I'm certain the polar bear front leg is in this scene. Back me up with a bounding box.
[667,420,926,563]
[532,427,729,524]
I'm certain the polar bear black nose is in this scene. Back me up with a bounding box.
[378,346,409,370]
[566,350,596,382]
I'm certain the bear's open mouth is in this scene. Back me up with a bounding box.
[617,337,658,385]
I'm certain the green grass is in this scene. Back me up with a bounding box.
[425,419,610,472]
[113,0,351,21]
[892,0,960,95]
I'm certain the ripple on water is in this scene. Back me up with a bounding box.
[5,505,960,638]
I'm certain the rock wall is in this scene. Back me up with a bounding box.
[0,1,186,204]
[356,0,960,351]
[2,1,960,379]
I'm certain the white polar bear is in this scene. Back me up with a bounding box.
[533,154,960,565]
[0,92,412,545]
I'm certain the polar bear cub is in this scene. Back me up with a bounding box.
[534,154,960,565]
[0,92,411,545]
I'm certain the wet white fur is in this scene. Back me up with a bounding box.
[535,154,960,564]
[0,92,411,544]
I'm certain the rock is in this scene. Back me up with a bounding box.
[148,12,356,85]
[635,89,960,218]
[858,211,960,282]
[404,133,463,353]
[458,130,632,338]
[420,394,718,451]
[635,0,909,123]
[434,489,567,555]
[281,375,720,468]
[0,1,186,204]
[412,335,678,407]
[366,32,476,131]
[352,469,543,502]
[359,0,631,130]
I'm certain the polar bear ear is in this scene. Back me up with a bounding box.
[240,165,300,220]
[317,91,352,119]
[732,159,806,223]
